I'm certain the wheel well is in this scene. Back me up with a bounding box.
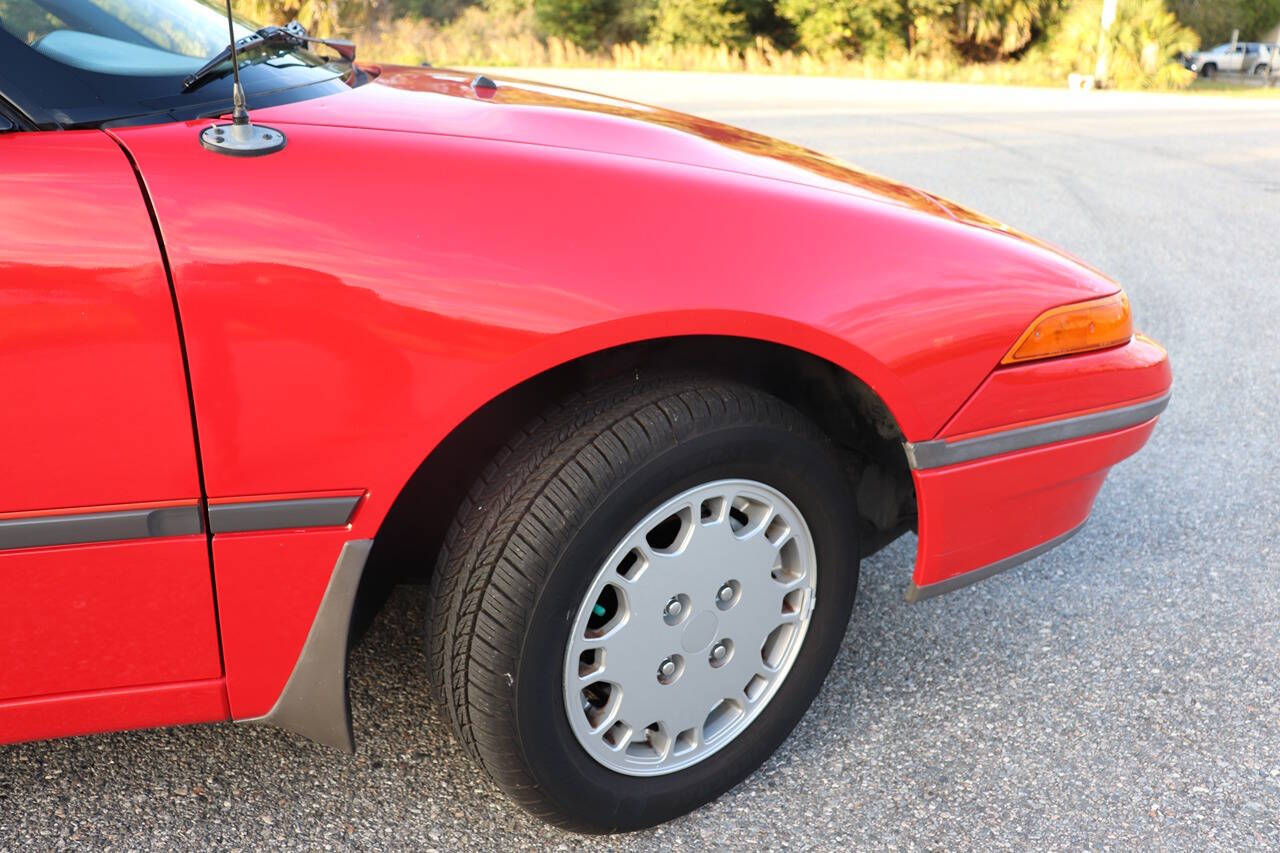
[353,336,916,631]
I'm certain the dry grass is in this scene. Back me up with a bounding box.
[355,16,1065,86]
[232,2,1199,91]
[332,8,1199,91]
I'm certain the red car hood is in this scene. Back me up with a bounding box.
[255,65,953,219]
[257,65,1102,272]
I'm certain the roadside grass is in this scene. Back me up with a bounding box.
[357,25,1067,88]
[346,9,1231,94]
[1186,78,1280,96]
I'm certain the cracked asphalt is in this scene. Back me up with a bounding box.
[2,72,1278,850]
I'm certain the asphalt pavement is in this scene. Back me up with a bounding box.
[3,72,1279,850]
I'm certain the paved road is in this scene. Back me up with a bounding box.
[4,72,1279,850]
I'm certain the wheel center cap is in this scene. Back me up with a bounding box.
[681,610,719,653]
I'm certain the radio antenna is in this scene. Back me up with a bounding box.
[199,0,287,156]
[225,0,249,125]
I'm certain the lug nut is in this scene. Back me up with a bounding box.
[664,598,683,618]
[715,581,740,611]
[708,639,733,668]
[657,655,683,683]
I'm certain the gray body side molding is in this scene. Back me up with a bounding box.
[246,539,374,752]
[903,392,1170,470]
[905,521,1084,602]
[0,495,360,552]
[0,505,202,552]
[207,496,359,533]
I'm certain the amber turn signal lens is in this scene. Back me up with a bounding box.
[1002,292,1132,365]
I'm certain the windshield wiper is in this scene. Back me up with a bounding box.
[182,20,355,93]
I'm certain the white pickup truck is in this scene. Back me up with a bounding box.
[1184,42,1279,77]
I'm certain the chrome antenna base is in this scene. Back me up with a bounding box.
[199,119,287,157]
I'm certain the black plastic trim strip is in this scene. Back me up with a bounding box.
[0,506,203,552]
[903,392,1171,470]
[0,495,359,552]
[905,521,1085,603]
[206,496,360,534]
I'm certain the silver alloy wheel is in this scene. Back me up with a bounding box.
[563,479,818,776]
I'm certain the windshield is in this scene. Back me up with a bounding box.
[0,0,349,128]
[0,0,254,75]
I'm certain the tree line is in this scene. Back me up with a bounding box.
[243,0,1278,55]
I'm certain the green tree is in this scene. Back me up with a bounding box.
[533,0,655,49]
[775,0,904,57]
[649,0,749,47]
[1051,0,1198,88]
[392,0,479,21]
[1166,0,1280,45]
[735,0,798,48]
[900,0,957,53]
[234,0,348,34]
[775,0,1062,59]
[954,0,1065,59]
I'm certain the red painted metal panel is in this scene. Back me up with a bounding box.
[940,335,1172,440]
[912,419,1159,588]
[0,130,219,708]
[0,498,192,521]
[112,71,1137,712]
[209,529,356,719]
[0,679,229,746]
[0,131,201,512]
[206,488,366,506]
[252,66,958,214]
[0,537,223,701]
[114,117,1113,509]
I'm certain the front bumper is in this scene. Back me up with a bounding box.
[903,335,1171,600]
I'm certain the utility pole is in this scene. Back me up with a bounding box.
[1094,0,1118,86]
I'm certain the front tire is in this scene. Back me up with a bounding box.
[426,377,860,831]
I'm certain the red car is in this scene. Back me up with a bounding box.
[0,0,1170,833]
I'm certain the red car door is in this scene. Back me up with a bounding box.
[0,130,222,707]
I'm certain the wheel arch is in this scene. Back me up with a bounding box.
[353,333,919,637]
